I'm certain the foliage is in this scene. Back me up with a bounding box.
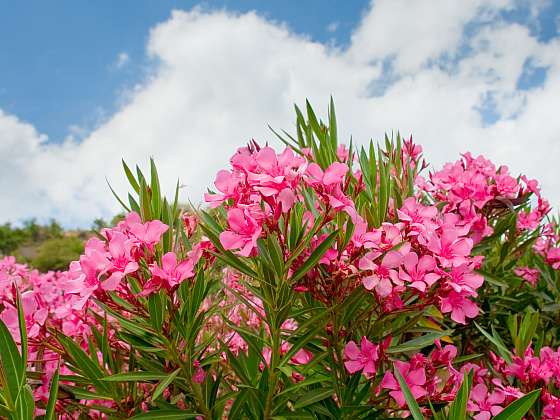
[0,219,88,272]
[0,99,559,419]
[30,236,85,272]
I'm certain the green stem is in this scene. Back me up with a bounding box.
[263,323,281,419]
[166,338,212,419]
[330,310,347,416]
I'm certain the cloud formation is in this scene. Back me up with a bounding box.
[114,52,130,69]
[1,1,559,227]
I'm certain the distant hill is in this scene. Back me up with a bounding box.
[0,219,103,272]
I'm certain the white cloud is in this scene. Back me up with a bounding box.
[1,1,560,227]
[326,22,338,33]
[114,52,130,69]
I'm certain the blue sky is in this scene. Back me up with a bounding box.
[0,0,367,142]
[1,0,560,227]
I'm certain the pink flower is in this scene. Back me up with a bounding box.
[182,213,198,237]
[343,337,379,376]
[399,252,440,292]
[306,162,348,186]
[130,219,168,248]
[430,341,458,365]
[381,361,427,407]
[427,229,473,268]
[440,290,479,324]
[397,197,438,242]
[278,188,296,212]
[337,144,349,162]
[205,169,243,206]
[193,360,205,384]
[219,208,262,257]
[517,209,542,231]
[467,384,505,420]
[145,252,195,294]
[103,232,139,291]
[359,250,403,297]
[514,266,540,287]
[445,264,484,295]
[291,349,313,365]
[543,392,560,420]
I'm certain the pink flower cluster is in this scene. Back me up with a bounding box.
[206,144,307,256]
[357,197,484,323]
[1,131,556,418]
[343,338,464,408]
[535,221,560,270]
[0,256,113,414]
[424,151,556,289]
[207,142,487,324]
[424,153,550,242]
[345,337,560,419]
[0,213,201,416]
[492,346,560,419]
[63,212,168,304]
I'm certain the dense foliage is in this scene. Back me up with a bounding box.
[0,100,559,419]
[0,220,87,271]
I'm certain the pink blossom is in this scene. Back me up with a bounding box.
[129,219,168,248]
[399,252,440,292]
[337,144,349,162]
[182,213,198,237]
[103,232,139,291]
[514,266,540,287]
[193,360,205,384]
[219,208,262,257]
[291,349,313,365]
[343,337,379,376]
[205,169,243,206]
[306,162,348,186]
[427,229,473,268]
[397,197,438,243]
[445,264,484,295]
[440,290,479,324]
[467,384,505,420]
[144,252,195,294]
[381,360,427,407]
[359,250,403,297]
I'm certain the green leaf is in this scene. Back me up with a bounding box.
[150,157,162,218]
[148,292,166,331]
[59,385,113,401]
[44,365,60,420]
[276,376,329,398]
[122,159,140,193]
[290,230,339,284]
[278,321,326,368]
[492,389,540,420]
[57,334,112,395]
[386,331,451,354]
[474,322,512,363]
[328,96,337,151]
[15,385,34,420]
[152,368,181,401]
[106,178,131,212]
[516,311,539,357]
[102,371,170,382]
[0,318,24,408]
[448,370,472,420]
[293,387,334,409]
[16,289,27,370]
[394,368,424,420]
[130,411,200,419]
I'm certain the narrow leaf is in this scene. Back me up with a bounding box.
[394,368,423,420]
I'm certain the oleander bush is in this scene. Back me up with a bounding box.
[1,100,559,419]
